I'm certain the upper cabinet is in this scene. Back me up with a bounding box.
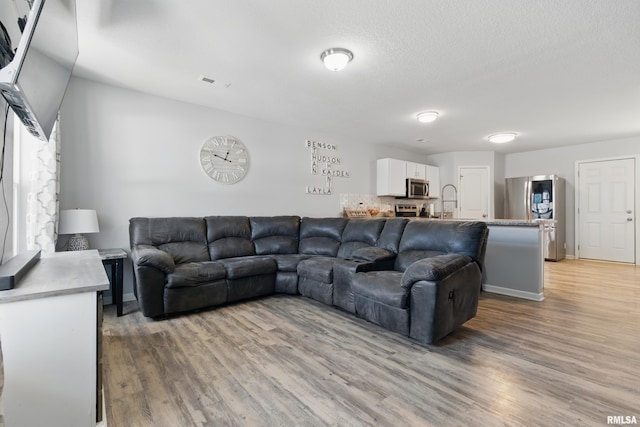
[406,162,426,180]
[377,158,440,198]
[377,158,406,197]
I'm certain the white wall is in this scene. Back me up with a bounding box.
[58,77,426,298]
[504,136,640,258]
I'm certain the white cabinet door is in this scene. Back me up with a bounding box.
[426,165,440,198]
[458,166,490,219]
[406,162,426,180]
[377,158,407,196]
[0,292,98,427]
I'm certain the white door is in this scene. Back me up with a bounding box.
[458,166,490,219]
[577,158,635,263]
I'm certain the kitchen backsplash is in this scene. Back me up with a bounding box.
[339,193,440,216]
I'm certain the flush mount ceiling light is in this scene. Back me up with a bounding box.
[320,48,354,71]
[488,133,517,143]
[416,111,439,123]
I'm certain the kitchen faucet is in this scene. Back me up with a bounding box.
[441,184,458,219]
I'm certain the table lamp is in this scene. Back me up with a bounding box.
[58,209,100,251]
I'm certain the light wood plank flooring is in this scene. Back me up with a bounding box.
[102,259,639,426]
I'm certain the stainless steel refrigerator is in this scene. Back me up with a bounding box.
[504,175,565,261]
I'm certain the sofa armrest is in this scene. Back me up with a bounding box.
[401,254,472,289]
[351,247,395,263]
[131,245,175,274]
[408,262,482,344]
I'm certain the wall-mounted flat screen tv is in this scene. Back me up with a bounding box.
[0,0,78,141]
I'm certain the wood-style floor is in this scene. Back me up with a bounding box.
[102,259,640,427]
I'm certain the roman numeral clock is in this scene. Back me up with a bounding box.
[199,135,250,184]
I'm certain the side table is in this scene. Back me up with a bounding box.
[98,248,128,317]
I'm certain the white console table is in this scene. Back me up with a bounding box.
[0,250,109,426]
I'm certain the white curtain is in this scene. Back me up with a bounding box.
[25,117,61,253]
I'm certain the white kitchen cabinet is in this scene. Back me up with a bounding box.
[406,162,426,180]
[377,158,407,196]
[377,158,440,198]
[426,165,440,198]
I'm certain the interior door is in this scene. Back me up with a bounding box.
[578,158,635,263]
[458,166,490,219]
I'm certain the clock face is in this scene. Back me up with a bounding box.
[199,136,250,184]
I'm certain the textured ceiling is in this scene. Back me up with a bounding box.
[73,0,640,154]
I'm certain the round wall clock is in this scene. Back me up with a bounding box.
[199,135,250,184]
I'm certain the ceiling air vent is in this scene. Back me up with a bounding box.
[198,75,215,84]
[198,75,231,88]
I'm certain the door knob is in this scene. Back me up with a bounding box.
[628,217,633,222]
[482,214,487,218]
[627,210,633,214]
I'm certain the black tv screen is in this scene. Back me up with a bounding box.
[0,0,78,141]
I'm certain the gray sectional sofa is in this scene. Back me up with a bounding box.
[129,216,488,345]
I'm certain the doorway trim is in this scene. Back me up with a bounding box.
[574,155,639,265]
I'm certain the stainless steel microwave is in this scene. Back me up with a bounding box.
[406,178,430,199]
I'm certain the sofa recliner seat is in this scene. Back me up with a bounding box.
[351,220,488,344]
[129,215,488,345]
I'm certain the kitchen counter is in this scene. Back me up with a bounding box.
[400,216,552,227]
[484,219,553,227]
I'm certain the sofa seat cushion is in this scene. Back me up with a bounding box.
[352,270,408,308]
[166,262,227,288]
[270,254,313,272]
[297,256,336,283]
[218,256,277,279]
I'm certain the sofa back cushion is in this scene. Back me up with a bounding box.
[129,217,210,264]
[376,218,409,253]
[395,220,488,271]
[250,216,300,255]
[299,217,347,256]
[205,216,256,260]
[337,218,386,259]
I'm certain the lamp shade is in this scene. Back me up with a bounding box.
[58,209,99,235]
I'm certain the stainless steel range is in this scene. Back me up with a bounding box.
[395,204,418,217]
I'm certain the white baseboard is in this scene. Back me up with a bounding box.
[482,284,544,301]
